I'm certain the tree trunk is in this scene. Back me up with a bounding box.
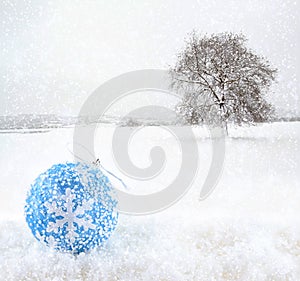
[224,122,229,136]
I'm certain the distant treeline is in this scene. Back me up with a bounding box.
[272,116,300,122]
[0,114,299,130]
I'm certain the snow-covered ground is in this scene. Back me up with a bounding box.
[0,122,299,281]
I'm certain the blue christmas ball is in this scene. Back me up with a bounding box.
[25,162,118,254]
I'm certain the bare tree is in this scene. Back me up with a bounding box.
[170,32,277,133]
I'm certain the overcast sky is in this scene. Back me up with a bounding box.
[0,0,299,117]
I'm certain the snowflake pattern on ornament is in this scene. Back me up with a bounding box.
[44,188,96,244]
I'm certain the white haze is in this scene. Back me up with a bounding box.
[0,0,299,117]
